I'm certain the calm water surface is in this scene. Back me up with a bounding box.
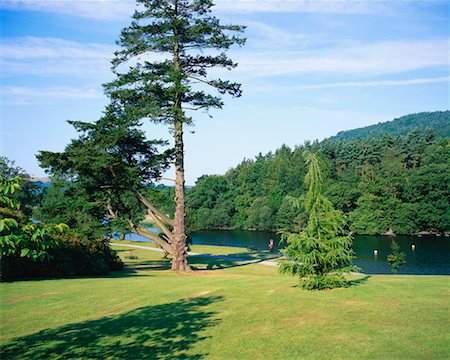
[126,230,450,275]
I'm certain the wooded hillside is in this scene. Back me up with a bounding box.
[184,112,450,235]
[330,111,449,141]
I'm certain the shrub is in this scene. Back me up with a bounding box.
[300,274,349,291]
[1,232,123,280]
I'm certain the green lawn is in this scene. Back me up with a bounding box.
[111,239,273,257]
[1,244,449,359]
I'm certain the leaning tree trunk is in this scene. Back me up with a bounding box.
[172,119,190,271]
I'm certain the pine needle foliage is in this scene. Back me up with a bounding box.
[279,151,359,290]
[104,0,246,127]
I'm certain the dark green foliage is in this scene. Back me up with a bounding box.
[185,174,235,230]
[34,179,108,239]
[186,116,449,235]
[37,104,172,238]
[387,240,406,273]
[0,166,123,280]
[29,104,174,279]
[349,194,389,235]
[143,185,176,218]
[245,197,275,230]
[276,196,304,231]
[1,233,123,280]
[298,274,354,291]
[330,111,449,141]
[279,152,358,290]
[105,0,246,123]
[0,157,26,179]
[187,175,229,210]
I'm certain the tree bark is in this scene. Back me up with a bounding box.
[132,226,174,254]
[137,191,174,227]
[171,119,190,271]
[171,0,190,271]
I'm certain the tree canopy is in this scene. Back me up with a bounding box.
[37,104,173,249]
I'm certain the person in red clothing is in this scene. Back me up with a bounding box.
[268,238,274,252]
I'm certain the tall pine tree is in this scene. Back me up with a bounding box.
[104,0,245,270]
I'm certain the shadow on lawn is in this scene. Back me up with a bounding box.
[347,275,371,287]
[121,249,279,272]
[123,259,171,271]
[188,251,279,271]
[1,296,223,360]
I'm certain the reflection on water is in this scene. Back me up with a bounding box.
[124,230,450,275]
[352,235,450,275]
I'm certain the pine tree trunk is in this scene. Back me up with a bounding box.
[172,119,190,271]
[170,0,190,271]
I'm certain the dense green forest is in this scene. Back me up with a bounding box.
[330,111,449,141]
[182,117,449,235]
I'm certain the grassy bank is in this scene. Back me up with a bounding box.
[1,244,449,359]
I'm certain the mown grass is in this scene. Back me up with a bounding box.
[1,243,449,359]
[111,239,271,257]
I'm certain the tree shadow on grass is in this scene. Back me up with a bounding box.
[123,259,172,271]
[200,250,280,262]
[347,275,371,287]
[1,296,223,360]
[188,251,280,271]
[120,250,279,272]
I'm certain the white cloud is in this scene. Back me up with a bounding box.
[0,0,397,20]
[1,86,105,105]
[1,37,115,78]
[215,0,391,14]
[248,76,450,93]
[244,21,319,49]
[2,35,448,83]
[0,0,135,20]
[294,76,450,89]
[232,39,449,79]
[1,37,115,59]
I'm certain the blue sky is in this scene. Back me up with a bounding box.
[1,0,449,185]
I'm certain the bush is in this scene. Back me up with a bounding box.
[300,274,349,290]
[1,232,123,281]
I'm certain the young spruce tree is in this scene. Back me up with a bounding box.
[387,240,406,273]
[104,0,245,270]
[279,151,358,290]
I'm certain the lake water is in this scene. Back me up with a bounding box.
[125,230,450,275]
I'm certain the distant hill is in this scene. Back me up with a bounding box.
[329,111,450,141]
[33,181,51,190]
[30,176,50,183]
